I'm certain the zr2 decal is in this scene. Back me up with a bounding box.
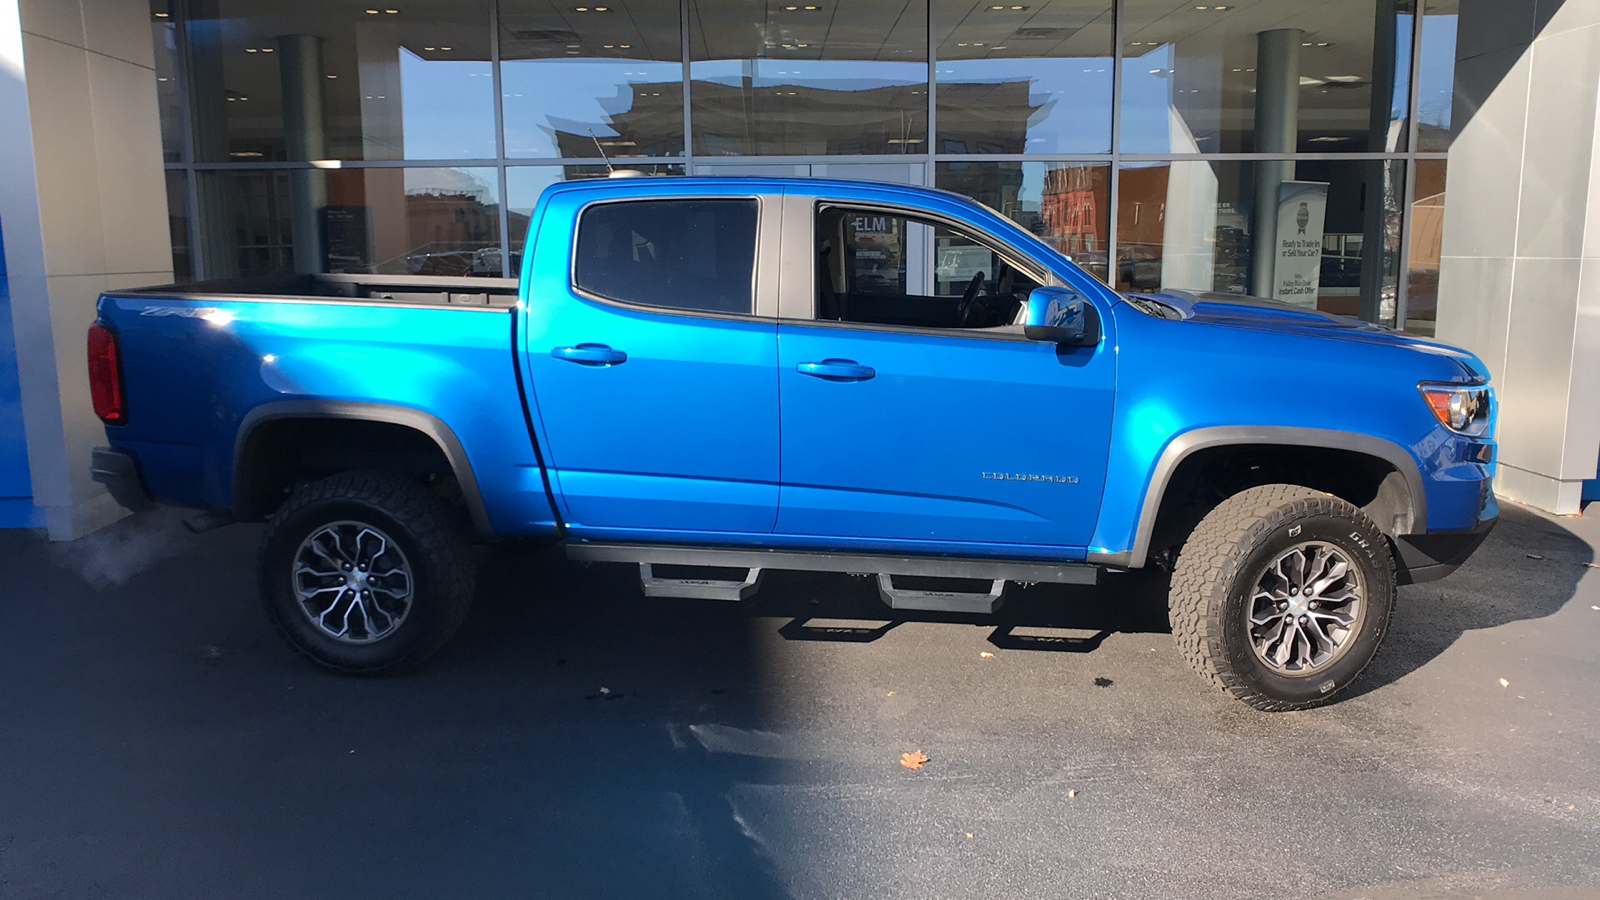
[139,306,221,318]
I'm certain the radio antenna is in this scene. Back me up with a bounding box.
[589,129,615,175]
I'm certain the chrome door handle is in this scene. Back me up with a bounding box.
[796,359,875,381]
[552,344,627,366]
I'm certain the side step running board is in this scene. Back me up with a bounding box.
[569,542,1098,614]
[639,563,763,602]
[877,574,1006,615]
[568,542,1096,585]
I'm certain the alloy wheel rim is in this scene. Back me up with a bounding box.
[1247,541,1364,674]
[291,521,414,644]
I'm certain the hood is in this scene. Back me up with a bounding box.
[1124,290,1488,381]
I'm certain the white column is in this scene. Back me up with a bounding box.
[0,0,173,538]
[1436,0,1600,514]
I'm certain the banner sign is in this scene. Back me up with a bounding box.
[1272,181,1329,308]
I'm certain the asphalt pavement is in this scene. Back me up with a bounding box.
[2,503,1598,900]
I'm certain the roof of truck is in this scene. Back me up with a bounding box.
[540,173,980,203]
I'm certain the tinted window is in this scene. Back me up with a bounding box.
[575,200,759,314]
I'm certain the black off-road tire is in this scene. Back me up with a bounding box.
[1169,484,1396,711]
[259,470,476,674]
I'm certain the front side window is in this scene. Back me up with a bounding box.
[574,199,759,315]
[815,207,1042,330]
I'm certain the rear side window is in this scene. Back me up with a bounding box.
[574,199,759,315]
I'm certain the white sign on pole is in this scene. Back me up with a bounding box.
[1271,181,1329,308]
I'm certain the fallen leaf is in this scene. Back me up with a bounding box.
[1068,788,1078,799]
[1093,677,1113,688]
[1499,678,1510,688]
[979,651,996,659]
[901,751,930,771]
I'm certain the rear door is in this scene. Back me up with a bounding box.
[520,189,782,536]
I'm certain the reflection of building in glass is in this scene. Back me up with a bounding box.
[549,84,688,160]
[929,81,1036,156]
[936,160,1110,280]
[391,188,503,276]
[1041,166,1103,257]
[563,81,1034,159]
[1404,161,1448,333]
[690,80,930,156]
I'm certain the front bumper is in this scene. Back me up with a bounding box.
[1395,515,1498,584]
[90,447,155,513]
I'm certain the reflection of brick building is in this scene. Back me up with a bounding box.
[937,160,1110,279]
[1041,166,1102,257]
[1115,165,1170,248]
[405,190,499,249]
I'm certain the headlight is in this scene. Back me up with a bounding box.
[1419,383,1492,436]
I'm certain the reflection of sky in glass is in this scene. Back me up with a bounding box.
[1119,44,1184,153]
[1418,14,1457,131]
[938,58,1113,153]
[1391,14,1415,123]
[506,167,567,219]
[501,60,685,158]
[1019,165,1044,216]
[397,50,498,160]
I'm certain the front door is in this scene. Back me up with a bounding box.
[774,195,1116,552]
[521,191,781,537]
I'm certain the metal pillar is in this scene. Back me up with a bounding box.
[186,2,234,278]
[1249,28,1302,298]
[1360,0,1401,324]
[278,34,329,274]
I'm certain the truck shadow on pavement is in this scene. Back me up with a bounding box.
[1348,503,1593,699]
[1,503,1588,899]
[465,502,1592,705]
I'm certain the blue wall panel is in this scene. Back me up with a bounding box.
[0,216,42,527]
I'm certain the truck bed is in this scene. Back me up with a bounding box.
[116,273,520,310]
[95,274,554,536]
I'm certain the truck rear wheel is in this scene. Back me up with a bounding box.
[1169,484,1395,711]
[259,470,476,674]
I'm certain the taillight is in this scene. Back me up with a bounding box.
[87,323,127,425]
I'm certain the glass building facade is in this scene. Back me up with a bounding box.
[152,0,1458,333]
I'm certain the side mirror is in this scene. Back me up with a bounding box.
[1023,287,1090,346]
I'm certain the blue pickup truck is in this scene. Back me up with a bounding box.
[85,176,1498,710]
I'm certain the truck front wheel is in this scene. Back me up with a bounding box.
[1169,484,1396,711]
[258,470,476,674]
